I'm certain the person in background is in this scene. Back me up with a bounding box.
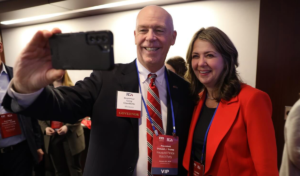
[280,94,300,176]
[39,71,85,176]
[165,56,188,78]
[2,5,194,176]
[0,41,44,175]
[33,126,46,176]
[182,27,278,176]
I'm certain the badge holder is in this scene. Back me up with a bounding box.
[152,134,179,175]
[193,160,204,176]
[0,113,22,138]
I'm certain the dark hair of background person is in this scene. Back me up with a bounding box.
[166,56,188,77]
[186,27,242,102]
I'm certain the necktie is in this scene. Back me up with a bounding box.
[146,74,163,176]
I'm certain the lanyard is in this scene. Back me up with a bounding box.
[200,96,219,164]
[135,60,176,136]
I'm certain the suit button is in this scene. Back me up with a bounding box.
[128,166,134,173]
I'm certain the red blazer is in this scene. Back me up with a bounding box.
[183,84,279,176]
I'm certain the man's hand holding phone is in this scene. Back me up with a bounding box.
[12,28,114,94]
[13,28,65,94]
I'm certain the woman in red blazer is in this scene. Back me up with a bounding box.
[183,27,278,176]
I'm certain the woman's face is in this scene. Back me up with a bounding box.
[191,39,225,89]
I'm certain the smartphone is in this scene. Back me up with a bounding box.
[49,30,114,70]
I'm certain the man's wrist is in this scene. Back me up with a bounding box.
[8,80,44,108]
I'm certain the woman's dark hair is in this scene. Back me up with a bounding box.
[166,56,188,77]
[186,27,242,102]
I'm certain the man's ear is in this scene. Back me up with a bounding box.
[0,43,3,53]
[134,30,137,45]
[171,30,177,45]
[0,43,3,65]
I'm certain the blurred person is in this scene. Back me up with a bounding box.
[280,95,300,176]
[2,5,194,176]
[39,71,85,176]
[182,27,278,176]
[33,125,46,176]
[165,56,188,78]
[0,41,44,175]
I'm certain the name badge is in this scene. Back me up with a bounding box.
[193,161,204,176]
[152,135,179,175]
[0,113,22,138]
[116,91,141,118]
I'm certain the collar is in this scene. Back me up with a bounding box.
[0,63,7,76]
[136,59,165,86]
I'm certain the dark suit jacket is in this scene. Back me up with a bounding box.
[3,60,194,176]
[4,65,42,164]
[39,120,85,156]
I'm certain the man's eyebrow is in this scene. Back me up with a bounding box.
[154,25,165,28]
[137,25,147,28]
[137,25,166,29]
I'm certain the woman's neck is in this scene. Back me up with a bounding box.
[205,87,218,108]
[206,87,216,100]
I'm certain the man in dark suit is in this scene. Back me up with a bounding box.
[0,41,44,176]
[3,5,194,176]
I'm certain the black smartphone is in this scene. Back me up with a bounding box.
[49,30,114,70]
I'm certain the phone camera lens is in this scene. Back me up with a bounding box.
[89,36,96,43]
[96,36,102,43]
[102,35,108,43]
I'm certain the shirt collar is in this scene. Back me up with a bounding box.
[0,63,7,76]
[136,59,165,86]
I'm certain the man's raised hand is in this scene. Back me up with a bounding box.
[13,28,65,93]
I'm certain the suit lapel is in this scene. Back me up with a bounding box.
[116,60,139,140]
[204,95,240,173]
[165,69,180,135]
[4,64,13,80]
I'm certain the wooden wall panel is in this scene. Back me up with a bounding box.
[256,0,300,168]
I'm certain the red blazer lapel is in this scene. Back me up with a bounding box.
[204,96,240,173]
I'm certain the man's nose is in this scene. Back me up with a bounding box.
[146,30,156,41]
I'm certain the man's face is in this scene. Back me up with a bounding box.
[134,6,177,72]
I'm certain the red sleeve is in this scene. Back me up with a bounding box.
[243,90,279,175]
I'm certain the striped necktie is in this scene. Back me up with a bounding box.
[146,73,163,176]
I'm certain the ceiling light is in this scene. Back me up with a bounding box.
[1,0,156,25]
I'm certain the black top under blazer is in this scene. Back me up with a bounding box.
[3,60,194,176]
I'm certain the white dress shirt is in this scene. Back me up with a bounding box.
[134,59,167,176]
